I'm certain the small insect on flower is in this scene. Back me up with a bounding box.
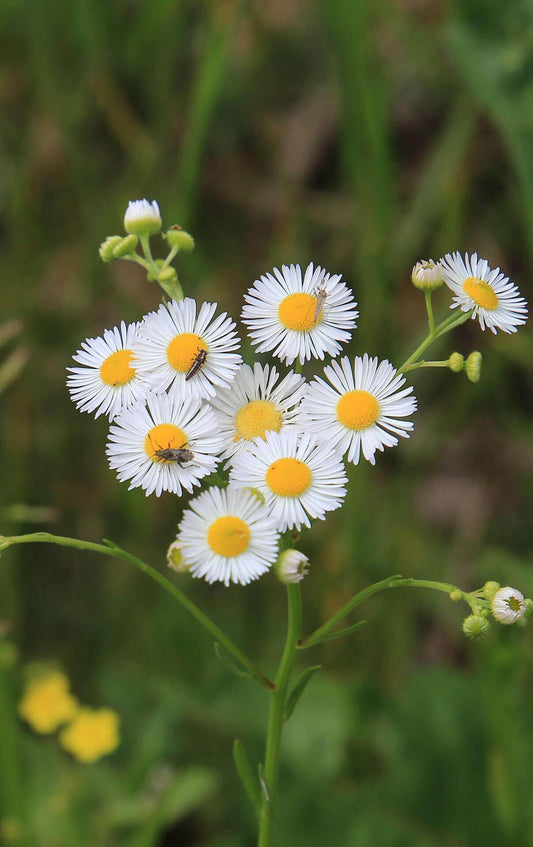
[185,348,208,381]
[312,280,328,323]
[154,445,194,465]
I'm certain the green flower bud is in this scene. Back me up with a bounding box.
[465,352,482,383]
[99,236,123,262]
[448,352,464,373]
[449,589,463,602]
[411,259,444,291]
[276,549,310,584]
[158,267,178,284]
[164,226,195,253]
[518,598,533,628]
[112,234,139,259]
[166,540,189,573]
[124,199,162,236]
[462,614,490,640]
[482,580,500,601]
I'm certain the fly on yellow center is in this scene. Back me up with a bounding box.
[145,423,188,461]
[278,293,323,331]
[99,350,136,387]
[234,400,283,442]
[462,277,498,311]
[207,516,250,557]
[265,457,312,497]
[336,390,380,431]
[166,333,207,373]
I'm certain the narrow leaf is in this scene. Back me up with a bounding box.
[257,763,270,803]
[310,620,368,647]
[284,665,322,721]
[214,641,253,680]
[232,739,261,815]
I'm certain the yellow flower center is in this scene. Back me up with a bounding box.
[207,516,251,557]
[336,390,380,430]
[234,400,282,442]
[166,333,207,373]
[462,277,498,310]
[278,292,321,331]
[145,423,187,461]
[99,350,136,386]
[265,457,312,497]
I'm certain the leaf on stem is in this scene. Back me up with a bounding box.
[232,739,261,815]
[303,620,368,649]
[257,763,270,803]
[213,641,254,681]
[284,665,322,721]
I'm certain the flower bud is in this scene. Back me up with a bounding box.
[112,234,139,259]
[124,199,162,236]
[166,540,189,573]
[99,236,123,262]
[462,614,490,639]
[276,549,310,584]
[448,352,464,373]
[449,589,463,602]
[491,586,526,625]
[411,259,444,291]
[482,580,500,601]
[465,352,482,383]
[164,226,195,252]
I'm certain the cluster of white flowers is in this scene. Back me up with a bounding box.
[67,201,528,586]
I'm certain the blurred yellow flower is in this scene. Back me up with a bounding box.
[18,671,78,734]
[59,707,120,763]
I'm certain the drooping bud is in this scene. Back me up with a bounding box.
[411,259,444,291]
[448,352,464,373]
[276,549,310,584]
[164,226,195,253]
[491,586,526,625]
[166,540,189,573]
[124,199,162,236]
[462,614,490,639]
[99,236,123,262]
[465,352,482,383]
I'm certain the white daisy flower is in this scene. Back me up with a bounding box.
[491,586,526,625]
[106,391,224,497]
[229,430,347,532]
[135,298,242,401]
[208,362,307,466]
[241,263,358,366]
[439,251,528,334]
[67,321,150,421]
[124,199,162,236]
[300,355,417,466]
[177,486,280,586]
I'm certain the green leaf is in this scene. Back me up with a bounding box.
[232,739,260,815]
[284,665,322,721]
[308,620,368,647]
[213,641,253,680]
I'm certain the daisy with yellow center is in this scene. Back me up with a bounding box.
[67,321,150,420]
[176,486,280,585]
[229,430,347,532]
[135,298,242,400]
[241,263,358,366]
[106,391,224,497]
[300,355,417,466]
[59,707,120,763]
[19,670,78,735]
[440,252,528,334]
[208,362,307,466]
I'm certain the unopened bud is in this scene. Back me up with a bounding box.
[276,549,310,584]
[164,227,195,253]
[491,586,526,625]
[411,259,444,291]
[112,234,139,259]
[99,236,123,262]
[462,614,490,640]
[448,352,464,373]
[482,581,500,601]
[166,540,189,573]
[449,589,462,602]
[465,352,482,383]
[124,199,162,236]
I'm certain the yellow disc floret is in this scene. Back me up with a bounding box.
[145,423,187,460]
[207,516,250,557]
[336,390,380,430]
[278,293,319,331]
[265,457,312,497]
[19,671,78,734]
[59,707,120,763]
[235,400,282,441]
[462,277,498,310]
[99,350,136,387]
[166,333,207,372]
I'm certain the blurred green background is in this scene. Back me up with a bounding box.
[1,0,533,844]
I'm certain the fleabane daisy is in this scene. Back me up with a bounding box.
[300,355,417,466]
[135,298,242,400]
[67,321,150,421]
[229,430,347,532]
[440,251,528,334]
[241,263,358,365]
[124,199,162,236]
[491,587,527,625]
[106,391,224,497]
[208,362,307,466]
[177,486,280,586]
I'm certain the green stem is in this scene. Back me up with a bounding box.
[398,309,473,373]
[0,533,273,690]
[300,576,458,650]
[258,584,302,847]
[425,290,435,334]
[401,359,451,373]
